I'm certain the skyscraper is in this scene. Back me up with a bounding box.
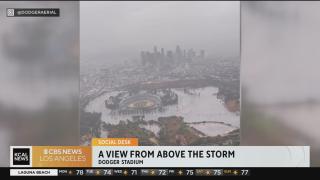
[153,46,158,53]
[200,50,205,59]
[161,48,165,57]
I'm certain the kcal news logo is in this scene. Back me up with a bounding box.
[10,146,32,167]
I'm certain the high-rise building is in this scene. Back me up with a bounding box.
[153,46,158,53]
[176,45,182,55]
[200,50,205,59]
[167,50,173,58]
[141,45,204,66]
[161,48,165,57]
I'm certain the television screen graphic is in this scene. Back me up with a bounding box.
[0,0,319,177]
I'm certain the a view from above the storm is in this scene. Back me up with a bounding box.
[80,1,240,146]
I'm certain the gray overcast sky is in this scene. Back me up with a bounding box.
[80,1,239,65]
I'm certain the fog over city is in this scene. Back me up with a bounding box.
[81,1,239,68]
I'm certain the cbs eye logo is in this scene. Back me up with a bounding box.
[12,148,30,166]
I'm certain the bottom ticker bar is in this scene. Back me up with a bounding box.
[3,167,319,177]
[9,168,250,176]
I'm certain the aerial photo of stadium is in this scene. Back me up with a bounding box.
[80,1,240,146]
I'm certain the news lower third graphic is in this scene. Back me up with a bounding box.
[10,138,310,176]
[6,8,60,17]
[7,138,310,176]
[9,138,310,168]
